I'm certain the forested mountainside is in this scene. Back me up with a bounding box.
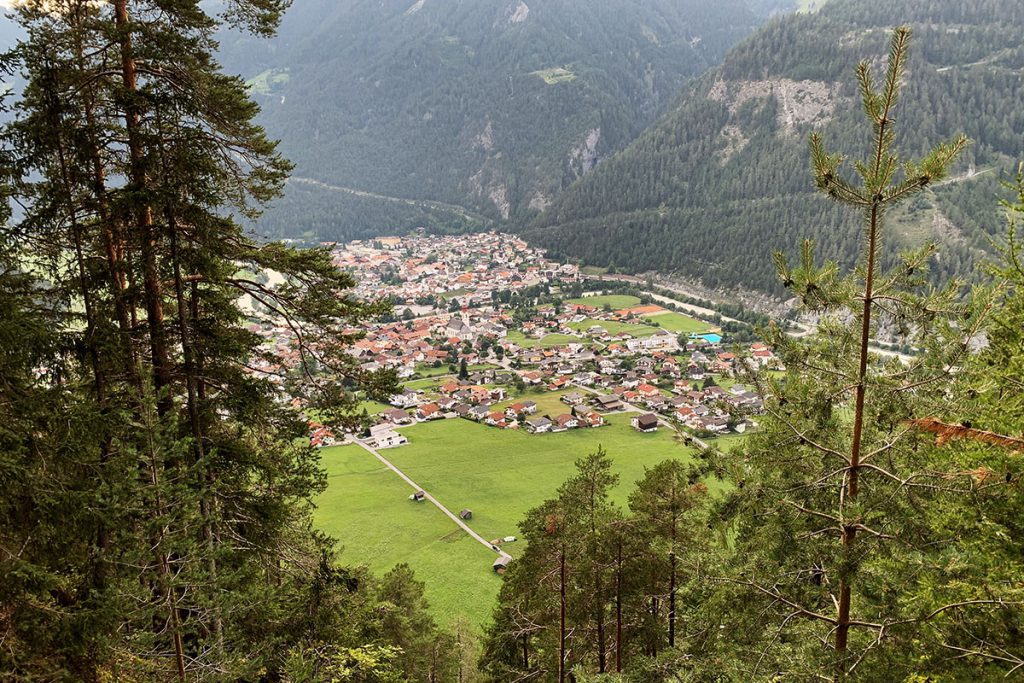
[528,0,1024,296]
[214,0,793,242]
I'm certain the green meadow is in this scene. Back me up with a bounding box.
[642,310,714,334]
[314,413,705,628]
[567,318,660,337]
[566,294,642,309]
[503,330,579,348]
[316,444,500,628]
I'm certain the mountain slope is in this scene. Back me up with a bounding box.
[527,0,1024,295]
[215,0,793,241]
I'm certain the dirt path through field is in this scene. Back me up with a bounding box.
[354,439,513,561]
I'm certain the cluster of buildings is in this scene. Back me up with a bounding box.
[244,232,576,383]
[382,378,607,436]
[332,232,579,310]
[360,330,775,444]
[236,232,782,447]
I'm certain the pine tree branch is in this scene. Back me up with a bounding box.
[908,418,1024,452]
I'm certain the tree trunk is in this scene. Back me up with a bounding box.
[650,594,659,656]
[113,0,172,416]
[52,100,114,676]
[70,2,138,385]
[669,510,678,648]
[559,546,567,683]
[596,567,606,672]
[616,540,623,673]
[112,4,184,678]
[838,170,882,662]
[168,208,223,646]
[668,550,677,648]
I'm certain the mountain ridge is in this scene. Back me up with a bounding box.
[213,0,794,241]
[526,0,1024,295]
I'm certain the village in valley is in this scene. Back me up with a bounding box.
[256,231,782,617]
[289,232,780,453]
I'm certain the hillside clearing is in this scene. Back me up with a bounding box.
[531,66,576,84]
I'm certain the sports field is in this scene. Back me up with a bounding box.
[567,294,641,309]
[566,318,660,337]
[641,310,714,334]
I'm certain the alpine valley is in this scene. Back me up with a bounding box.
[230,0,1024,299]
[216,0,793,243]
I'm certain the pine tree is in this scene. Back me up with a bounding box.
[696,27,1017,679]
[481,450,621,680]
[628,460,707,654]
[886,169,1024,676]
[1,1,403,679]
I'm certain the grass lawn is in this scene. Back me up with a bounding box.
[385,419,704,546]
[403,376,451,391]
[356,400,392,415]
[505,330,579,348]
[246,68,290,94]
[315,445,501,629]
[409,363,500,384]
[414,363,458,378]
[469,363,502,372]
[440,287,473,300]
[642,310,713,334]
[314,416,701,629]
[567,318,660,337]
[492,389,575,416]
[567,294,641,310]
[705,432,751,451]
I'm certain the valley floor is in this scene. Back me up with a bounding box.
[315,414,738,628]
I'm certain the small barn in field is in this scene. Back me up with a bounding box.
[631,413,659,433]
[493,556,511,574]
[459,508,473,520]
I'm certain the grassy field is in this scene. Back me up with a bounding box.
[385,418,707,545]
[504,330,579,348]
[567,294,641,309]
[314,415,703,629]
[567,318,660,337]
[440,287,473,301]
[492,389,576,416]
[315,445,501,628]
[413,363,499,379]
[246,68,290,94]
[403,376,453,392]
[414,363,456,378]
[642,310,713,334]
[356,400,392,415]
[705,431,750,450]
